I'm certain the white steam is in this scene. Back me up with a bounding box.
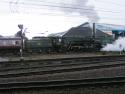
[102,37,125,51]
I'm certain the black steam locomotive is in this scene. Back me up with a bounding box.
[25,36,102,53]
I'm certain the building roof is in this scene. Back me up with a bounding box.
[63,22,112,38]
[49,22,117,38]
[96,23,125,31]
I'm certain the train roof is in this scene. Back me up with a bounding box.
[0,36,21,40]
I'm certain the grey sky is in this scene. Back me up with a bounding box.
[0,0,125,38]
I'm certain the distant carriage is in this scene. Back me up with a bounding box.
[0,37,21,54]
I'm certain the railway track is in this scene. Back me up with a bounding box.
[0,55,124,78]
[0,60,125,78]
[0,76,125,90]
[0,55,125,71]
[0,55,124,83]
[1,54,125,63]
[0,55,125,91]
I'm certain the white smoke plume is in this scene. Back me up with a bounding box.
[102,37,125,51]
[60,0,99,22]
[48,0,99,22]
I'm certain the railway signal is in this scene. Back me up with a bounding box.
[18,24,24,60]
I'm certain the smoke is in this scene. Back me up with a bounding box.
[60,0,99,22]
[102,37,125,51]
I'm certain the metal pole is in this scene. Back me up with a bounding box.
[93,23,96,39]
[18,24,24,61]
[21,29,23,57]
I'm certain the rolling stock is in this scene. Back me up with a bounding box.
[0,37,21,54]
[24,36,102,53]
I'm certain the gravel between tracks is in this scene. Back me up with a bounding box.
[0,53,107,62]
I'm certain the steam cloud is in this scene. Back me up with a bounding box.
[60,0,99,22]
[102,37,125,51]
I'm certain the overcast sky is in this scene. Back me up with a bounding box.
[0,0,125,38]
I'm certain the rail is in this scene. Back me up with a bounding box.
[0,60,125,78]
[0,76,125,90]
[0,55,125,71]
